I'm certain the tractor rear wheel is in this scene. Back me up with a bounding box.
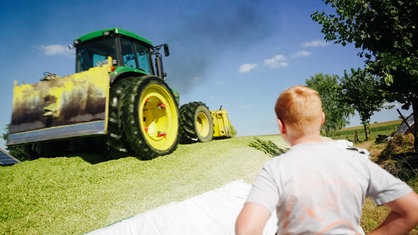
[120,76,179,160]
[180,102,214,144]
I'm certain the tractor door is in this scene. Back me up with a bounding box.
[120,38,154,75]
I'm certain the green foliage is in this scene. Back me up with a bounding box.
[248,137,288,157]
[340,68,387,140]
[4,146,28,161]
[312,0,418,60]
[312,0,418,150]
[306,73,354,135]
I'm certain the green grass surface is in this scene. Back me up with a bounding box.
[0,136,280,235]
[1,130,417,234]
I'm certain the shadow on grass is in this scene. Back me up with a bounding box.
[77,151,143,164]
[8,148,138,165]
[77,153,111,164]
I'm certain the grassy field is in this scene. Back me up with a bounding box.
[1,122,417,234]
[328,119,402,141]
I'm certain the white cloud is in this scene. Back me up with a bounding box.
[302,40,327,48]
[293,50,311,58]
[40,44,74,56]
[239,63,258,73]
[263,54,288,69]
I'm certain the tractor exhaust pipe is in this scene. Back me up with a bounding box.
[153,44,170,80]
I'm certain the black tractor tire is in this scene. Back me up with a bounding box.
[119,76,180,160]
[105,77,134,159]
[179,102,214,144]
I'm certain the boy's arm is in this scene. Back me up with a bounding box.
[369,191,418,235]
[235,202,271,235]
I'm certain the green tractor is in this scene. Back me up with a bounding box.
[6,28,232,160]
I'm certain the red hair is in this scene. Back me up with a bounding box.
[274,86,323,135]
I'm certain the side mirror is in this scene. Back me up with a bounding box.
[164,44,170,57]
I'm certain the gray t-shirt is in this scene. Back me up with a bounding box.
[246,141,412,234]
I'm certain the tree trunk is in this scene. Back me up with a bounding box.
[413,100,418,153]
[363,124,369,141]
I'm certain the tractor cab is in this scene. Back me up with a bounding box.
[73,28,169,79]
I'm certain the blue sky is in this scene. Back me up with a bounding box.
[0,0,405,149]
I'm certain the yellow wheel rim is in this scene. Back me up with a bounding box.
[196,111,210,137]
[138,83,178,151]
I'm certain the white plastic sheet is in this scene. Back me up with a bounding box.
[87,180,277,235]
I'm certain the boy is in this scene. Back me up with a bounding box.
[235,86,418,234]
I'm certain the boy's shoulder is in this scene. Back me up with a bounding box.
[274,141,370,161]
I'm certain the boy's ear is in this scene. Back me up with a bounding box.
[277,118,286,134]
[321,111,325,125]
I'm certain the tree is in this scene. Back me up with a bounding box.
[340,68,387,140]
[312,0,418,151]
[306,73,354,136]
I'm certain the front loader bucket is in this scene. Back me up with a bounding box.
[7,62,112,146]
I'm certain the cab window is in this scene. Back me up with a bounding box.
[135,43,151,74]
[76,37,117,72]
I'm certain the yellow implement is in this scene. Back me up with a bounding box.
[212,108,232,138]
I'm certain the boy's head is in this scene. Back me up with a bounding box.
[274,86,324,137]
